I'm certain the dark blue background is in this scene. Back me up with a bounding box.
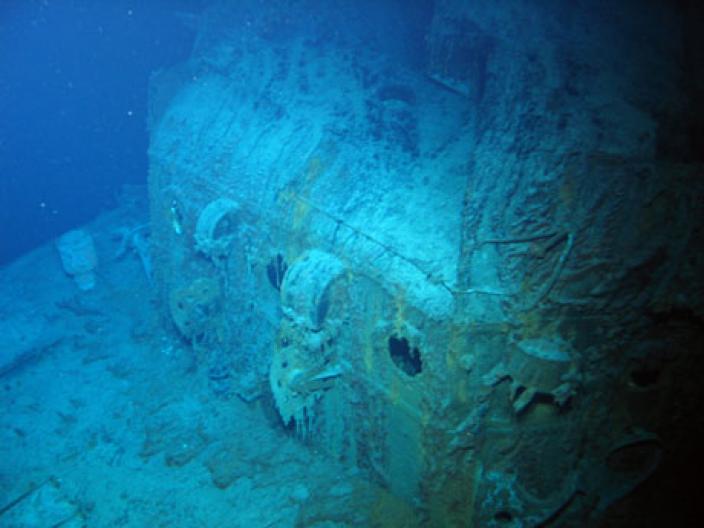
[0,1,200,266]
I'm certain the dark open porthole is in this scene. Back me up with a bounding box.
[630,361,662,388]
[267,253,288,291]
[388,335,422,377]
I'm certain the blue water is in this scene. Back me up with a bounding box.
[0,1,199,266]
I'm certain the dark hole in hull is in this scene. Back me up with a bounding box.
[388,335,422,376]
[267,253,288,291]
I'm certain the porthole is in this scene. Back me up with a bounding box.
[388,335,422,376]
